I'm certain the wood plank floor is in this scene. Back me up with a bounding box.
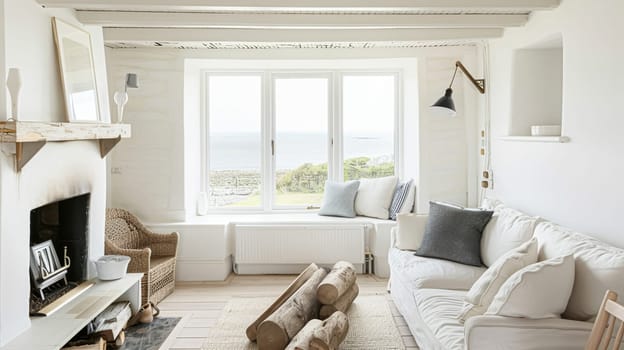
[157,274,419,350]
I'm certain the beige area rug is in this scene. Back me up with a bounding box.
[202,295,405,350]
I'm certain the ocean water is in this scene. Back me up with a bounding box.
[210,132,393,170]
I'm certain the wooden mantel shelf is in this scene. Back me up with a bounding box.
[0,121,131,171]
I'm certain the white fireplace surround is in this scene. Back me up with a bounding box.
[0,140,107,346]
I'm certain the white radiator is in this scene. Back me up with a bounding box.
[234,224,366,274]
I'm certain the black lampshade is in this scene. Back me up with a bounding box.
[430,88,456,117]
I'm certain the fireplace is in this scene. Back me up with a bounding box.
[29,193,91,314]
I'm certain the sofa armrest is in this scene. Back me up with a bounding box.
[390,227,398,249]
[394,213,428,250]
[465,315,592,350]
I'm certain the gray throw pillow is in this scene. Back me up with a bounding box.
[318,180,360,218]
[415,201,494,266]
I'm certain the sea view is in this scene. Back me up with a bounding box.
[209,132,394,171]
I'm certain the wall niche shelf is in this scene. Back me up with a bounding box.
[0,121,131,171]
[508,34,564,139]
[498,135,569,143]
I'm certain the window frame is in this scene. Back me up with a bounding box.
[338,71,401,182]
[270,72,333,210]
[201,69,403,213]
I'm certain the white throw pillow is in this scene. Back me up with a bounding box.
[395,213,428,251]
[355,176,398,219]
[481,207,540,267]
[459,238,538,322]
[485,254,575,319]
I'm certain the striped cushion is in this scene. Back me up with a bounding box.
[390,179,413,220]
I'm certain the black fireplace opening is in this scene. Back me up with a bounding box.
[29,193,90,314]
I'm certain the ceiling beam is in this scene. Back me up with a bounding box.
[103,27,503,43]
[39,0,560,12]
[77,11,528,28]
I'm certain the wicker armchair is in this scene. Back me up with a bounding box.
[105,208,179,305]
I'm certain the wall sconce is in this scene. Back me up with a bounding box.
[431,61,485,117]
[113,73,139,123]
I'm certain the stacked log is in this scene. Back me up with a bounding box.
[287,312,349,350]
[257,268,328,350]
[319,283,359,319]
[316,261,359,320]
[248,261,358,350]
[247,263,320,342]
[284,319,322,350]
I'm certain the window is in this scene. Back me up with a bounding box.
[342,75,396,181]
[274,76,329,207]
[203,71,399,211]
[206,75,262,208]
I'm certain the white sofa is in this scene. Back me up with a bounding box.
[388,203,624,350]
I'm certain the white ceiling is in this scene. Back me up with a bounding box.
[37,0,561,49]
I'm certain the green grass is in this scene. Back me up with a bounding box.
[227,192,324,207]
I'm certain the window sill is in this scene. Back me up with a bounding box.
[146,212,396,226]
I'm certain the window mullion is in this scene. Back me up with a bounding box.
[335,72,344,182]
[200,71,209,193]
[263,71,273,212]
[395,71,403,178]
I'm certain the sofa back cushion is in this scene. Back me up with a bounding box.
[416,202,493,267]
[355,176,398,219]
[481,207,540,267]
[535,222,624,321]
[395,213,428,251]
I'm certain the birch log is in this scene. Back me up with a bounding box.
[90,301,132,342]
[284,319,322,350]
[309,311,349,350]
[319,282,359,319]
[257,268,328,350]
[247,263,319,341]
[316,261,356,305]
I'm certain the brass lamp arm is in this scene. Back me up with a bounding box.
[451,61,486,94]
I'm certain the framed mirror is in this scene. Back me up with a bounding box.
[52,17,101,122]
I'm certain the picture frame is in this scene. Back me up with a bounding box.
[52,17,101,123]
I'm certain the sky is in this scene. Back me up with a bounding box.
[207,74,395,135]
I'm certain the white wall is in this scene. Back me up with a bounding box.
[0,0,110,345]
[105,48,187,221]
[2,0,110,122]
[0,0,6,118]
[488,0,624,247]
[105,46,482,222]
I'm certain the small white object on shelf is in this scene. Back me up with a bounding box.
[95,255,130,280]
[6,68,21,121]
[530,125,561,136]
[197,192,209,216]
[498,135,570,143]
